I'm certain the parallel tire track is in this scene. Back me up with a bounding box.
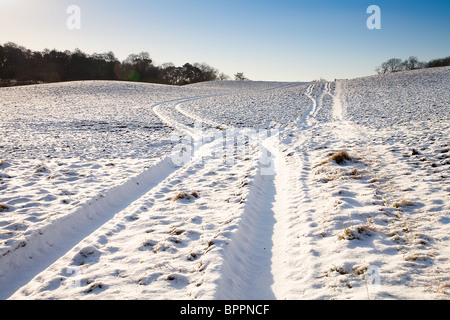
[215,141,279,299]
[0,95,220,299]
[3,81,321,299]
[0,155,180,299]
[215,80,345,299]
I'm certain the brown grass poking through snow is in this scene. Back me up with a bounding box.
[0,203,9,212]
[393,198,414,208]
[172,191,188,201]
[314,150,354,168]
[329,150,352,165]
[191,192,199,199]
[171,191,199,202]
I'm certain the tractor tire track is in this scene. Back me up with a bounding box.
[1,95,225,299]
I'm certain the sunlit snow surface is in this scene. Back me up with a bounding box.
[0,68,449,300]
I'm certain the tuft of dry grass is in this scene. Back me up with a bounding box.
[338,228,359,240]
[359,216,379,233]
[346,167,365,179]
[171,191,199,201]
[170,227,185,236]
[191,192,199,198]
[34,164,48,173]
[393,199,414,208]
[314,149,354,168]
[329,150,353,165]
[352,265,368,276]
[0,203,9,212]
[172,191,188,201]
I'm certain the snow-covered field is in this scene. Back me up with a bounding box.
[0,67,449,300]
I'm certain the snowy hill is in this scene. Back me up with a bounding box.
[0,67,448,300]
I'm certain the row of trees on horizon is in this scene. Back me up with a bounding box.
[1,42,448,87]
[375,56,450,75]
[0,42,240,87]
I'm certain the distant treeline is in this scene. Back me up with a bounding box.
[375,56,450,75]
[0,42,230,87]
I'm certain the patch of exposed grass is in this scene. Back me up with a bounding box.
[352,265,368,276]
[34,164,48,173]
[338,228,359,240]
[314,149,355,168]
[170,227,185,236]
[171,191,199,202]
[393,199,414,208]
[330,150,353,165]
[346,167,365,179]
[338,217,379,241]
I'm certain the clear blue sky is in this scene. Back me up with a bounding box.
[1,0,449,81]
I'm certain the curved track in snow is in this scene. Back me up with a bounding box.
[215,81,327,299]
[0,80,359,300]
[2,94,231,299]
[4,70,447,300]
[3,83,301,299]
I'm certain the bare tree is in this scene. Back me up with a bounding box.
[193,62,219,82]
[234,72,248,81]
[385,58,404,73]
[376,56,427,75]
[376,58,403,74]
[218,72,230,81]
[403,56,424,70]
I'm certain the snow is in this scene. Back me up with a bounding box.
[0,67,449,300]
